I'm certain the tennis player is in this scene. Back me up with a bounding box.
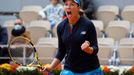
[44,0,103,75]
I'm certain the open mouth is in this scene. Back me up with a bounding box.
[67,11,72,15]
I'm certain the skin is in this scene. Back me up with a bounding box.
[81,40,93,54]
[15,19,23,24]
[43,0,93,72]
[50,0,58,6]
[64,0,80,25]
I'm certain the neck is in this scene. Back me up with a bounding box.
[53,3,57,6]
[68,15,80,25]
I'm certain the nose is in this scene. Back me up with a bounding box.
[64,6,71,11]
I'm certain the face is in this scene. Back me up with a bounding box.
[15,19,23,25]
[51,0,58,5]
[64,0,80,19]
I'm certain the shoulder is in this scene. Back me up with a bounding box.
[0,26,7,32]
[0,26,7,35]
[44,4,53,9]
[80,16,94,27]
[57,18,68,32]
[57,4,63,6]
[57,4,63,8]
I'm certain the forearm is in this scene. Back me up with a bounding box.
[87,22,98,55]
[49,58,61,71]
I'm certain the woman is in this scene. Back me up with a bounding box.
[44,0,103,75]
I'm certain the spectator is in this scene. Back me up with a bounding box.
[10,19,31,43]
[0,26,8,45]
[9,19,32,64]
[39,0,64,30]
[0,25,9,64]
[80,0,95,19]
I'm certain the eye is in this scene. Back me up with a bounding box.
[64,3,69,6]
[70,3,75,6]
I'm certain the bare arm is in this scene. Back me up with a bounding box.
[44,58,61,72]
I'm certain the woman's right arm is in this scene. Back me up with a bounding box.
[45,23,66,72]
[45,58,61,72]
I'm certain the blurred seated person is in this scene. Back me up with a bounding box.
[0,25,9,64]
[9,19,33,64]
[10,19,31,43]
[39,0,64,30]
[0,25,8,45]
[81,0,96,19]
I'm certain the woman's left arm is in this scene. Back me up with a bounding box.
[87,22,98,55]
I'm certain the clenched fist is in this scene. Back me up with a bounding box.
[81,40,93,54]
